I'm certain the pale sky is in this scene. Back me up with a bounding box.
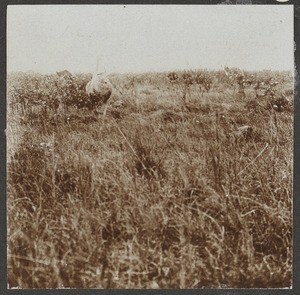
[7,5,294,74]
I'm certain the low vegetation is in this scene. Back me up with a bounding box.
[7,68,293,288]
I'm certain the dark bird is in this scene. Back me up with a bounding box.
[56,70,73,78]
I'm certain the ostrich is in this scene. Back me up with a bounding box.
[85,57,113,116]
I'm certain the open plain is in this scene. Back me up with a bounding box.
[7,68,293,288]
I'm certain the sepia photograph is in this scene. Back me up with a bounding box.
[6,4,293,289]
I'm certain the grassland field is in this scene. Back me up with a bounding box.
[7,68,293,288]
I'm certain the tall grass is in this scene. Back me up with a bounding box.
[7,69,293,288]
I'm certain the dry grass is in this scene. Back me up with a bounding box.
[7,69,293,288]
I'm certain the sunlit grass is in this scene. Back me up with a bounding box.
[7,69,293,288]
